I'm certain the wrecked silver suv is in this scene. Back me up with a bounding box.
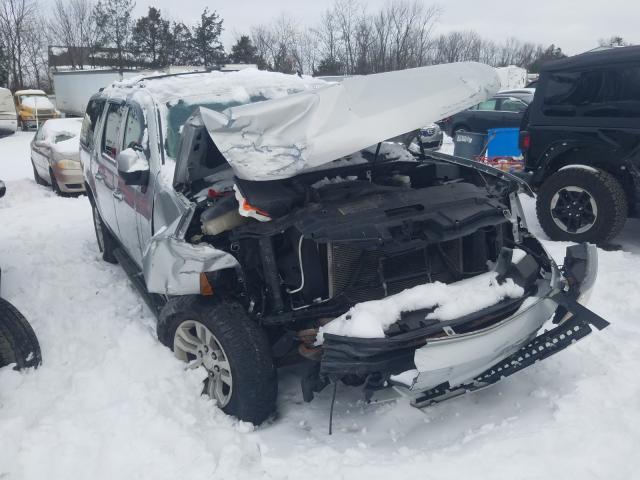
[82,65,609,425]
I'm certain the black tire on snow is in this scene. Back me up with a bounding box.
[0,297,42,370]
[32,161,47,186]
[91,204,118,264]
[50,169,64,196]
[536,167,628,243]
[158,296,277,425]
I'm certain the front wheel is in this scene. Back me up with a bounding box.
[0,297,42,370]
[158,297,277,425]
[536,167,627,243]
[32,161,47,186]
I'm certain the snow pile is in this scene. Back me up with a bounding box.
[2,133,640,479]
[317,271,524,342]
[21,96,55,110]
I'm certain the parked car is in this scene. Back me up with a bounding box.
[14,89,59,131]
[498,87,536,104]
[83,66,608,425]
[31,118,85,195]
[0,88,17,136]
[440,94,529,136]
[520,45,640,243]
[0,179,42,371]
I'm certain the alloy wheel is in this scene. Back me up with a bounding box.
[550,186,598,234]
[173,320,233,407]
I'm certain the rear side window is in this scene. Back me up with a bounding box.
[80,98,105,150]
[102,103,124,159]
[542,65,640,118]
[476,99,497,111]
[122,105,145,151]
[500,98,527,112]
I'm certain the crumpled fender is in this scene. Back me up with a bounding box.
[142,206,239,295]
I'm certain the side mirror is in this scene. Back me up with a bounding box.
[0,180,5,198]
[116,148,150,186]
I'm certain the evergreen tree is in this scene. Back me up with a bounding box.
[314,56,342,76]
[93,0,135,69]
[131,6,171,68]
[167,21,194,66]
[192,7,225,69]
[229,35,261,65]
[528,44,566,73]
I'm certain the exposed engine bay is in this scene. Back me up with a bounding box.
[168,111,584,398]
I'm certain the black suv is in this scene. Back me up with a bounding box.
[520,46,640,243]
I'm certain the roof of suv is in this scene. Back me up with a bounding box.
[541,45,640,73]
[101,69,327,105]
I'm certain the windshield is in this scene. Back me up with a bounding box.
[164,95,268,160]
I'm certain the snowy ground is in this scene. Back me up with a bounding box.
[1,131,639,479]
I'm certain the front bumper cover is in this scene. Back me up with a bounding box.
[319,243,608,399]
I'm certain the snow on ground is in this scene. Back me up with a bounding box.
[1,131,640,479]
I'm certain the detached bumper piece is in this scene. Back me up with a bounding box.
[411,296,609,408]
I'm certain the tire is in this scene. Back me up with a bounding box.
[50,169,63,196]
[91,204,118,264]
[158,296,277,425]
[536,167,627,243]
[32,161,47,186]
[0,297,42,370]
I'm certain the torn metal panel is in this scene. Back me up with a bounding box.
[201,62,501,181]
[142,208,239,295]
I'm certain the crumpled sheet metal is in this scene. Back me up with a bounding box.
[143,211,239,295]
[201,62,500,181]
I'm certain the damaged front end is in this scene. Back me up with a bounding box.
[147,62,609,412]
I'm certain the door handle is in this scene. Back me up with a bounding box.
[95,172,104,181]
[112,190,123,201]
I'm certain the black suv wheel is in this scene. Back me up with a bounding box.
[158,296,277,425]
[536,167,627,243]
[0,297,42,370]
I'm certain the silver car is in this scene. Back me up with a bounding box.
[31,118,85,194]
[83,67,609,425]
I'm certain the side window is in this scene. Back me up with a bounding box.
[122,105,145,152]
[102,103,124,159]
[476,99,497,111]
[80,98,105,150]
[500,98,527,112]
[543,66,640,118]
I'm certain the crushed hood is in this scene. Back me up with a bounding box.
[200,62,500,181]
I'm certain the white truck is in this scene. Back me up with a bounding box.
[52,70,140,117]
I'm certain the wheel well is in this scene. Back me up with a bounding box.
[544,148,635,212]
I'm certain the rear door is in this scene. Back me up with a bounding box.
[93,101,125,237]
[113,102,149,265]
[497,97,528,128]
[472,98,502,132]
[80,97,106,190]
[31,125,50,180]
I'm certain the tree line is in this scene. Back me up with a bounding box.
[0,0,633,92]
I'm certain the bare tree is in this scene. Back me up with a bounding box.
[0,0,37,89]
[47,0,97,69]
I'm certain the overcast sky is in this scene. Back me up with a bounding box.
[137,0,637,55]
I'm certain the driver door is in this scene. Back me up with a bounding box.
[113,102,152,266]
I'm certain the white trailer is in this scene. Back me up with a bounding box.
[52,70,140,116]
[495,66,528,90]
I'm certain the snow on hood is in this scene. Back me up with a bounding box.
[41,118,82,157]
[21,95,55,110]
[201,62,500,181]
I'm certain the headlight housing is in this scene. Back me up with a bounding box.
[56,159,81,170]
